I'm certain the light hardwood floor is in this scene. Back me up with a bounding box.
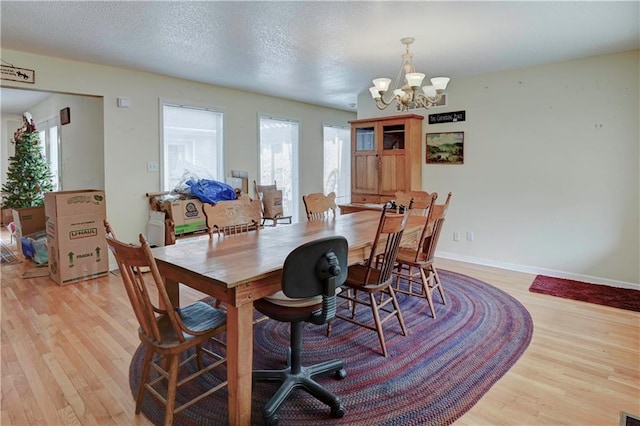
[1,234,638,425]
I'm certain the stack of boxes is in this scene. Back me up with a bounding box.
[45,190,108,285]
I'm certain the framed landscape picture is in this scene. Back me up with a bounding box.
[426,131,464,164]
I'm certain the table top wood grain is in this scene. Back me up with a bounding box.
[153,210,424,291]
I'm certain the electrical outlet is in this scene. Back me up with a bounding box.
[147,161,159,172]
[453,232,461,241]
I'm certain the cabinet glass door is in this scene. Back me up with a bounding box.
[355,127,375,151]
[382,124,405,150]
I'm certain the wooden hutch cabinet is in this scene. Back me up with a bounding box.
[350,114,424,204]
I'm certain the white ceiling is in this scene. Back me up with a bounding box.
[1,1,638,113]
[1,88,50,114]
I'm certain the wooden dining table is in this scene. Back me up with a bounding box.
[152,210,425,425]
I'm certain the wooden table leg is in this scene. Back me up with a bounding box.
[226,302,254,425]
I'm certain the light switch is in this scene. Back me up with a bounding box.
[147,161,159,172]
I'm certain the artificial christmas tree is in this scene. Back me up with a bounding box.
[2,112,54,209]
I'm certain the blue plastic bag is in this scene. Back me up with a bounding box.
[185,179,237,204]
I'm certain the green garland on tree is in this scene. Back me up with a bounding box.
[2,116,54,209]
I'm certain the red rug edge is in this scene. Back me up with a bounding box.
[529,275,640,313]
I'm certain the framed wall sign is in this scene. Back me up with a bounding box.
[428,110,466,124]
[60,107,70,125]
[426,132,464,164]
[1,64,35,84]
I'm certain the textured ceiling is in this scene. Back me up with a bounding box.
[1,1,639,112]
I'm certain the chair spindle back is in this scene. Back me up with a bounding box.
[104,220,186,344]
[420,192,452,263]
[395,191,433,216]
[365,205,410,285]
[302,192,337,221]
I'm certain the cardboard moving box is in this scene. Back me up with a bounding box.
[45,190,108,285]
[21,230,48,265]
[167,198,206,235]
[12,206,46,252]
[2,208,13,226]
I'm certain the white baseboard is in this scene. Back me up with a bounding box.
[436,251,640,291]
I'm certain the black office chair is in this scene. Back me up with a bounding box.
[253,236,349,425]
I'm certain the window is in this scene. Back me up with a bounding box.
[258,116,299,222]
[37,116,60,190]
[323,124,351,205]
[161,103,223,192]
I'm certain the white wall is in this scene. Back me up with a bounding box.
[29,93,104,190]
[358,50,639,287]
[2,48,637,287]
[2,93,103,192]
[0,49,356,246]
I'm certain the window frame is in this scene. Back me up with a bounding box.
[322,122,351,205]
[36,115,61,191]
[159,99,225,192]
[257,114,300,223]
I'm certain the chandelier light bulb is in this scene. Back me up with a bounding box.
[373,78,392,92]
[431,77,450,91]
[369,87,381,99]
[405,72,425,88]
[422,85,437,98]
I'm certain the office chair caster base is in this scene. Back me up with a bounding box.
[334,368,347,380]
[331,402,346,418]
[263,413,279,426]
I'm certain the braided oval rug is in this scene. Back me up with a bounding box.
[130,270,533,425]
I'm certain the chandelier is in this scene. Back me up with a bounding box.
[369,37,450,112]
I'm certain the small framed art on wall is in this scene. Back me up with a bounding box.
[60,107,70,125]
[426,131,464,164]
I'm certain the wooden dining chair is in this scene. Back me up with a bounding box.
[331,204,410,357]
[302,191,337,221]
[104,220,227,426]
[393,192,452,318]
[254,180,293,226]
[253,236,349,424]
[395,190,433,216]
[202,195,262,237]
